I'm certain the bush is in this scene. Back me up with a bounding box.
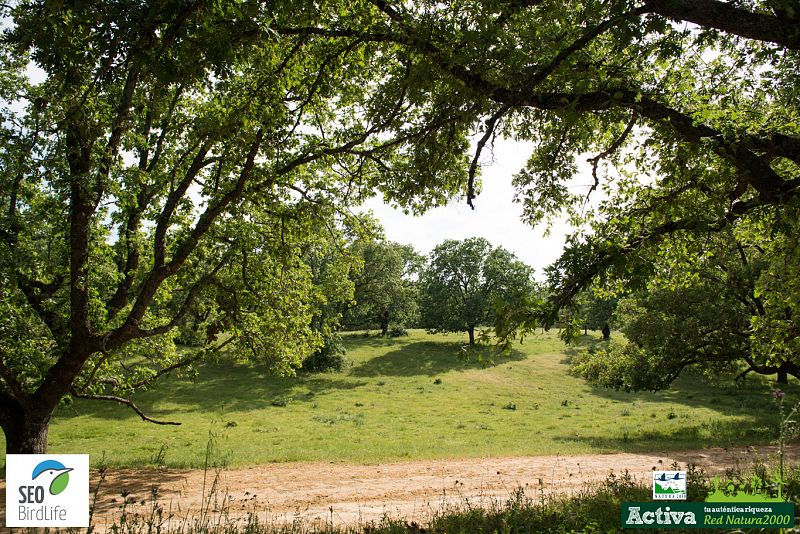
[301,333,348,373]
[388,326,409,337]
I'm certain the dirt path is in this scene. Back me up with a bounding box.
[2,446,797,531]
[78,445,795,531]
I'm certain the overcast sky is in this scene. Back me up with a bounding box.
[360,138,594,279]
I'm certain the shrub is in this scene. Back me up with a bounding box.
[389,326,409,337]
[301,333,348,373]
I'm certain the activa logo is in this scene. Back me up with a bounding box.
[19,460,74,504]
[5,454,89,527]
[625,505,697,526]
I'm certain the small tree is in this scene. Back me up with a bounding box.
[343,240,423,335]
[420,238,532,345]
[583,293,617,341]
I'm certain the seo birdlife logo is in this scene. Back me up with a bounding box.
[32,459,73,495]
[5,454,89,527]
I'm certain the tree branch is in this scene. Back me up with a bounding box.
[16,274,67,343]
[748,132,800,166]
[109,131,264,350]
[153,142,213,267]
[586,111,637,202]
[360,6,792,205]
[548,196,761,317]
[70,391,180,425]
[642,0,800,50]
[132,252,231,340]
[467,106,509,209]
[525,6,648,88]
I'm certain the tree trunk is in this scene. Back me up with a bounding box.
[777,369,789,384]
[1,407,51,454]
[601,322,611,340]
[380,309,390,337]
[468,326,475,346]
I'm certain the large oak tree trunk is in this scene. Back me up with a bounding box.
[1,404,51,454]
[1,344,91,455]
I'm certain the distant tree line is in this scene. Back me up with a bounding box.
[340,235,536,346]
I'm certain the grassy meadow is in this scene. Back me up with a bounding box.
[1,330,794,468]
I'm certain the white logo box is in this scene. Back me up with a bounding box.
[5,454,90,527]
[653,470,687,501]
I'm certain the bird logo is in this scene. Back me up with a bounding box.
[655,472,684,481]
[32,460,73,496]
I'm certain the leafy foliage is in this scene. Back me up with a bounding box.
[419,238,533,345]
[0,0,475,452]
[343,238,424,335]
[571,232,799,391]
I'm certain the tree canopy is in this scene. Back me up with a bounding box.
[419,238,533,345]
[0,0,473,453]
[321,0,799,375]
[343,238,424,335]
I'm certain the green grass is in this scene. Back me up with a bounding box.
[2,330,795,468]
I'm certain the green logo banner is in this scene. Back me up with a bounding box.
[621,502,794,529]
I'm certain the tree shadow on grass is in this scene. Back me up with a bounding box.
[554,333,798,451]
[349,341,527,377]
[553,417,776,455]
[554,361,799,453]
[340,332,410,348]
[56,362,368,422]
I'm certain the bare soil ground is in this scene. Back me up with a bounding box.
[2,446,797,531]
[91,446,799,530]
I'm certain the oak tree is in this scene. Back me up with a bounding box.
[0,0,471,453]
[343,239,424,336]
[419,238,533,345]
[570,231,800,390]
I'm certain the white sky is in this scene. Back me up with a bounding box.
[361,138,595,279]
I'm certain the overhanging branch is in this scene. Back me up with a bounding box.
[467,105,509,209]
[549,196,761,317]
[71,391,181,425]
[642,0,800,50]
[586,111,637,202]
